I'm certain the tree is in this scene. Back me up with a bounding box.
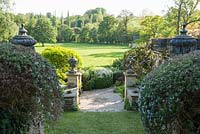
[89,27,98,43]
[0,0,12,11]
[84,8,106,24]
[119,10,133,37]
[79,23,97,43]
[98,16,118,43]
[32,17,57,46]
[57,24,74,42]
[0,11,17,42]
[84,8,107,16]
[166,0,200,34]
[24,13,37,36]
[141,16,164,38]
[137,15,174,44]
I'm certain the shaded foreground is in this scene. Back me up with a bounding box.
[45,112,145,134]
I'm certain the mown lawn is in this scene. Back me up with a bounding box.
[35,43,130,67]
[45,112,145,134]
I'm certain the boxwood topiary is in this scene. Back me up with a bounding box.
[41,46,82,84]
[0,43,62,133]
[139,51,200,134]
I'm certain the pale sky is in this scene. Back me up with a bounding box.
[13,0,174,17]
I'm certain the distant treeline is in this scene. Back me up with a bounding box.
[1,0,200,45]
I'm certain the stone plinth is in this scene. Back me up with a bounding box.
[67,72,82,94]
[126,87,139,111]
[124,72,137,87]
[124,72,138,110]
[124,72,137,99]
[67,73,81,88]
[63,72,82,110]
[63,88,78,110]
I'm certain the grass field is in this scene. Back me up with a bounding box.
[45,112,145,134]
[35,43,130,67]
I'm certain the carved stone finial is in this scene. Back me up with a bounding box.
[180,23,187,35]
[127,56,135,74]
[68,55,78,74]
[19,23,27,36]
[11,23,37,49]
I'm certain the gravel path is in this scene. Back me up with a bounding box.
[80,87,124,112]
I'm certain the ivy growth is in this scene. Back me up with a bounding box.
[139,51,200,134]
[0,43,62,133]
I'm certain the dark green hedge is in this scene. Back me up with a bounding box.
[0,43,62,133]
[139,51,200,134]
[82,67,113,90]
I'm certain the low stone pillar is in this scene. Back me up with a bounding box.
[66,72,82,104]
[124,72,137,87]
[124,72,139,110]
[67,72,82,92]
[124,72,137,99]
[63,88,78,110]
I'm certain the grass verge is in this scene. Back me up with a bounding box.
[45,112,145,134]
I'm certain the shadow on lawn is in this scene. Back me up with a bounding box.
[89,52,124,58]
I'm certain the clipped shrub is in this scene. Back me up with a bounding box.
[112,68,124,85]
[112,58,124,70]
[82,67,113,90]
[111,58,125,86]
[0,43,62,133]
[124,46,156,80]
[41,46,82,84]
[139,51,200,134]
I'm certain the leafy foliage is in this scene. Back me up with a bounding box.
[139,51,200,134]
[137,15,175,44]
[79,23,97,43]
[98,16,118,44]
[0,11,18,42]
[112,58,124,70]
[32,17,57,45]
[0,43,62,133]
[124,46,156,80]
[0,0,12,10]
[114,84,125,98]
[82,67,113,90]
[41,46,82,84]
[166,0,200,34]
[57,24,75,42]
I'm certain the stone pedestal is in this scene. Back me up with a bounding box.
[126,87,139,111]
[124,72,137,87]
[67,73,82,88]
[67,72,82,93]
[124,72,137,98]
[63,72,82,110]
[124,72,138,110]
[63,88,78,110]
